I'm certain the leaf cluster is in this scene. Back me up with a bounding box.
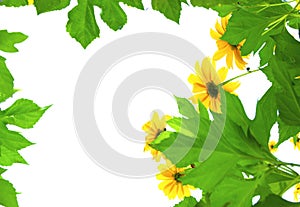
[0,30,50,207]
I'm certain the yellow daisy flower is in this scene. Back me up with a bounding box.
[28,0,34,5]
[210,15,248,70]
[188,57,240,113]
[156,160,194,200]
[294,183,300,202]
[290,132,300,150]
[142,112,171,162]
[268,140,278,153]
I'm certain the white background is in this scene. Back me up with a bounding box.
[0,0,299,206]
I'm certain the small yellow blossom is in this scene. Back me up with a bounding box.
[188,57,240,113]
[294,183,300,202]
[268,140,278,153]
[210,15,248,70]
[290,132,300,150]
[142,112,170,162]
[28,0,34,5]
[156,160,194,200]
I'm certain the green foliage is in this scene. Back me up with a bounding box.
[0,30,49,207]
[34,0,71,14]
[174,197,197,207]
[0,30,28,53]
[254,194,300,207]
[0,0,27,7]
[151,0,183,23]
[66,0,144,48]
[154,92,300,206]
[0,179,18,207]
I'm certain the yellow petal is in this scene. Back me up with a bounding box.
[216,40,229,49]
[217,67,228,83]
[28,0,34,5]
[215,21,224,35]
[221,16,228,31]
[199,57,215,84]
[210,29,221,40]
[168,182,178,199]
[226,49,234,69]
[142,121,151,131]
[213,45,229,61]
[209,95,221,113]
[188,74,203,85]
[193,83,206,93]
[222,81,240,94]
[233,49,247,70]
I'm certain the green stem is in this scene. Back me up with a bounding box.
[219,69,261,86]
[256,1,296,13]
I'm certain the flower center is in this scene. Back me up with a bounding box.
[174,172,182,182]
[206,82,219,98]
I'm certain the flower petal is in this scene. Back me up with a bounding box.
[223,81,240,94]
[215,21,224,35]
[210,29,221,40]
[213,44,229,61]
[226,49,234,69]
[233,48,247,70]
[217,67,228,83]
[210,95,221,113]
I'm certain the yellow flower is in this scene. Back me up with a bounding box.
[296,76,300,79]
[210,15,248,70]
[290,132,300,150]
[142,112,170,162]
[28,0,34,5]
[294,183,300,202]
[188,57,240,113]
[156,160,194,200]
[268,140,277,153]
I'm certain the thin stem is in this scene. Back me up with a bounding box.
[219,69,261,86]
[256,1,296,13]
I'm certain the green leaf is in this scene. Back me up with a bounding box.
[0,30,27,53]
[0,123,33,151]
[250,87,277,149]
[288,16,300,29]
[0,57,15,103]
[223,92,250,135]
[34,0,71,14]
[152,0,182,23]
[0,0,27,7]
[98,0,127,31]
[0,146,27,166]
[151,131,201,167]
[0,167,6,175]
[175,96,198,119]
[259,38,275,66]
[67,0,144,48]
[174,197,197,207]
[210,177,258,207]
[119,0,144,10]
[181,151,240,192]
[254,194,300,207]
[0,179,18,207]
[278,118,300,145]
[267,58,300,125]
[66,0,100,48]
[1,99,51,129]
[151,98,210,167]
[221,9,276,56]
